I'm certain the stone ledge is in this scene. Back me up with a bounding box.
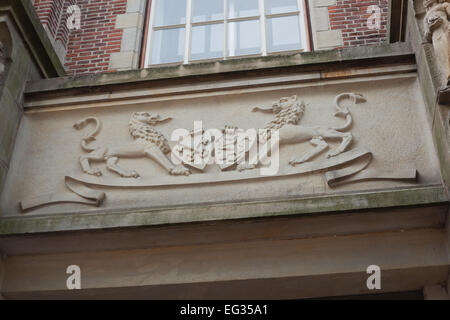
[0,185,447,235]
[25,42,414,95]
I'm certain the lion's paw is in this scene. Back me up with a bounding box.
[86,169,102,177]
[130,171,140,178]
[120,170,140,178]
[170,165,191,176]
[326,151,340,158]
[237,163,256,172]
[289,158,306,166]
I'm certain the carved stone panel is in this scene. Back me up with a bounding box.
[0,74,441,217]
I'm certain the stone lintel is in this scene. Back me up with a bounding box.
[25,42,414,96]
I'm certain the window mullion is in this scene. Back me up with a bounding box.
[144,0,158,67]
[224,0,228,59]
[297,0,309,51]
[192,19,224,26]
[227,16,260,22]
[154,24,186,30]
[259,0,267,56]
[266,11,300,19]
[184,0,193,64]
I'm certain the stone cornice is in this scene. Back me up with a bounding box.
[25,42,413,96]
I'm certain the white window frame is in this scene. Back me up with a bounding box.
[144,0,310,67]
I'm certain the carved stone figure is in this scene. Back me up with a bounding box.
[0,41,9,80]
[237,93,366,170]
[423,0,450,102]
[73,112,191,178]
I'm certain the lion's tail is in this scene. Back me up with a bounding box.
[333,112,353,132]
[332,93,366,131]
[73,117,101,152]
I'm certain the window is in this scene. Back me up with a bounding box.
[144,0,310,66]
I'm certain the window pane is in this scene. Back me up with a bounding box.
[154,0,186,26]
[267,16,302,52]
[227,20,260,56]
[151,28,185,64]
[192,0,224,23]
[265,0,299,15]
[228,0,259,19]
[191,23,224,60]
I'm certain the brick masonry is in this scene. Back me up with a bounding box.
[328,0,388,48]
[34,0,129,75]
[64,0,128,75]
[33,0,389,75]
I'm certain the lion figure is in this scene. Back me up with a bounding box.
[73,112,190,178]
[239,93,366,170]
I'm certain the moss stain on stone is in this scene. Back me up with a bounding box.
[0,186,446,235]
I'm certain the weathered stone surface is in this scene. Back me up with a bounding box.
[410,12,436,117]
[433,106,450,193]
[0,0,65,77]
[0,186,446,235]
[25,42,414,94]
[0,254,4,300]
[316,30,343,48]
[424,285,450,300]
[126,0,146,13]
[112,0,146,71]
[313,7,331,32]
[115,12,143,29]
[314,0,337,7]
[1,228,448,299]
[109,51,137,70]
[410,0,450,194]
[423,0,450,87]
[121,27,141,52]
[0,88,20,165]
[0,69,441,223]
[0,161,7,202]
[0,13,44,197]
[0,0,447,301]
[308,0,342,50]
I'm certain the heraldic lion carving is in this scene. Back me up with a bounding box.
[73,112,191,178]
[238,92,366,170]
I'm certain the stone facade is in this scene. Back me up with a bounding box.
[0,254,4,300]
[0,4,51,196]
[110,0,146,70]
[0,0,448,301]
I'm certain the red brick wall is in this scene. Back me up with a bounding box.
[328,0,388,47]
[33,0,389,76]
[34,0,127,75]
[34,0,66,38]
[55,0,76,56]
[65,0,127,75]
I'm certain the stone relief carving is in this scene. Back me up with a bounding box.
[19,93,418,212]
[73,112,191,178]
[174,93,363,172]
[0,41,11,83]
[423,0,450,103]
[248,93,362,168]
[0,22,12,82]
